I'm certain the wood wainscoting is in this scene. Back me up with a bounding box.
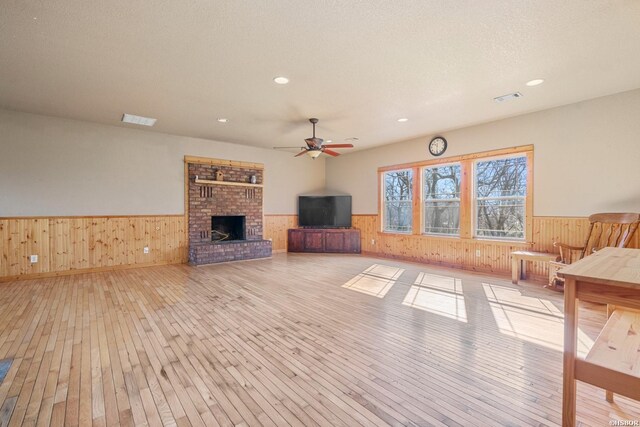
[263,214,298,252]
[0,216,187,281]
[352,214,640,280]
[4,213,636,282]
[0,214,298,280]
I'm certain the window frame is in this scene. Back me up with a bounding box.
[377,145,533,243]
[472,153,529,242]
[421,162,462,237]
[381,168,415,234]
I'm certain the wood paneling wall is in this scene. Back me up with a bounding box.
[264,215,298,252]
[0,214,294,280]
[0,216,186,280]
[4,213,635,282]
[353,215,640,280]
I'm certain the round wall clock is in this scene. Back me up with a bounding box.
[429,136,447,156]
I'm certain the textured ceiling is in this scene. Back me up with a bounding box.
[1,1,640,152]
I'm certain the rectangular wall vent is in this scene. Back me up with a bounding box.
[493,92,523,103]
[122,113,157,126]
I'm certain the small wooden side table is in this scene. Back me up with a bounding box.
[511,250,559,284]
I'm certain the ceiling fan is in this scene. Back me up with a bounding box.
[273,118,354,159]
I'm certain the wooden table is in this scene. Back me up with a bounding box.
[558,247,640,427]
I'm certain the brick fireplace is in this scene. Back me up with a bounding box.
[187,157,272,265]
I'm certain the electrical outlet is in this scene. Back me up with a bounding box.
[30,254,38,263]
[371,239,376,245]
[475,249,481,257]
[143,247,149,254]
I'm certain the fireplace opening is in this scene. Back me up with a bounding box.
[211,215,246,242]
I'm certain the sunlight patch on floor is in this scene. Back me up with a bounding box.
[342,264,405,298]
[483,283,594,355]
[402,273,467,322]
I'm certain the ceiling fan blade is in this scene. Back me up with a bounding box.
[294,150,308,157]
[321,144,354,149]
[322,149,340,157]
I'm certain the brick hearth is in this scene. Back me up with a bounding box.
[189,240,273,264]
[187,160,272,265]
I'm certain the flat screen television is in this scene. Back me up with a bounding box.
[298,195,352,228]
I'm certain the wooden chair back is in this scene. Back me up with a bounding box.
[580,213,640,259]
[550,213,640,290]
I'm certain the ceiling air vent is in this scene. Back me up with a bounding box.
[122,113,157,126]
[493,92,523,103]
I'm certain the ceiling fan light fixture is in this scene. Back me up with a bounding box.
[274,117,353,159]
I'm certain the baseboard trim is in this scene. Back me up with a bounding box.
[0,260,185,283]
[1,252,548,284]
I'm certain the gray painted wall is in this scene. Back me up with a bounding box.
[325,89,640,217]
[3,89,640,218]
[0,110,325,216]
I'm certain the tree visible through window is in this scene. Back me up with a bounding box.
[475,156,527,239]
[423,165,460,235]
[383,170,413,232]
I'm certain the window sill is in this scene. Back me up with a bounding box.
[376,231,533,246]
[378,230,413,236]
[422,233,461,239]
[473,237,533,246]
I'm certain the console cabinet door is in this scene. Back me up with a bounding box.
[303,231,325,252]
[343,230,361,253]
[325,231,345,252]
[287,229,305,252]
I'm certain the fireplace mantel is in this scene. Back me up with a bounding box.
[195,176,263,188]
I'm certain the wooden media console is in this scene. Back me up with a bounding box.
[287,228,361,253]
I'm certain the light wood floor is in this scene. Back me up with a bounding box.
[0,254,638,427]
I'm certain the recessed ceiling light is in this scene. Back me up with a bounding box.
[273,76,289,85]
[217,118,228,123]
[122,113,157,127]
[526,79,544,87]
[326,139,332,143]
[397,118,408,122]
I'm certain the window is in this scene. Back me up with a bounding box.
[423,164,461,235]
[383,169,413,232]
[474,156,527,239]
[378,146,532,241]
